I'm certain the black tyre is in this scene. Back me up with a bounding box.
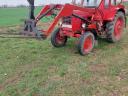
[78,32,95,56]
[51,28,67,47]
[106,12,125,42]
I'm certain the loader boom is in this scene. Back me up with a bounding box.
[36,4,95,36]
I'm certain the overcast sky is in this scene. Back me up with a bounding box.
[0,0,127,6]
[0,0,72,6]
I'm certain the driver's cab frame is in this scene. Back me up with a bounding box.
[71,0,124,21]
[72,0,102,7]
[102,0,124,20]
[72,0,123,7]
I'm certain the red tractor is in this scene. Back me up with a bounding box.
[24,0,126,55]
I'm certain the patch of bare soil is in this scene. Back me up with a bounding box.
[0,25,21,33]
[117,70,128,81]
[0,21,51,35]
[0,85,3,91]
[88,64,107,73]
[0,63,40,91]
[0,72,23,92]
[0,72,23,90]
[121,86,128,93]
[48,66,58,73]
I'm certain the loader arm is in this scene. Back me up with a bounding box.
[36,4,95,37]
[35,4,61,22]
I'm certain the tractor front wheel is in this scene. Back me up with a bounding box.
[106,12,125,42]
[78,32,95,56]
[51,28,67,47]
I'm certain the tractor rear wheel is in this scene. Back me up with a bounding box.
[106,12,125,42]
[78,32,95,56]
[51,28,67,47]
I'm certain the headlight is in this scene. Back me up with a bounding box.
[82,23,86,28]
[59,21,63,25]
[58,19,63,26]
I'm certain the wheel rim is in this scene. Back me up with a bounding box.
[55,31,65,44]
[114,17,124,41]
[83,36,93,53]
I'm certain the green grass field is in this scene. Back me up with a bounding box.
[0,7,51,27]
[0,7,128,96]
[0,7,27,27]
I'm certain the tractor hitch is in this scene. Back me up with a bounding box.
[22,19,45,39]
[21,0,48,39]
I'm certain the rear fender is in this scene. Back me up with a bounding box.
[104,8,125,21]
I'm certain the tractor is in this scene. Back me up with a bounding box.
[23,0,126,55]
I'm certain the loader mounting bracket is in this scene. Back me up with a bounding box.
[22,19,45,39]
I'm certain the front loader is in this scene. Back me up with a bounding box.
[22,0,126,55]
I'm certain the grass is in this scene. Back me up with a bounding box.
[0,6,128,96]
[0,32,127,96]
[0,7,28,27]
[0,7,51,27]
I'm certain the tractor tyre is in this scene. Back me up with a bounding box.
[51,28,67,47]
[78,32,95,56]
[106,12,125,42]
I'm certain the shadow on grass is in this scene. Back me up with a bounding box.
[95,38,111,49]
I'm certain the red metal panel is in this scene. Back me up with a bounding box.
[41,4,95,36]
